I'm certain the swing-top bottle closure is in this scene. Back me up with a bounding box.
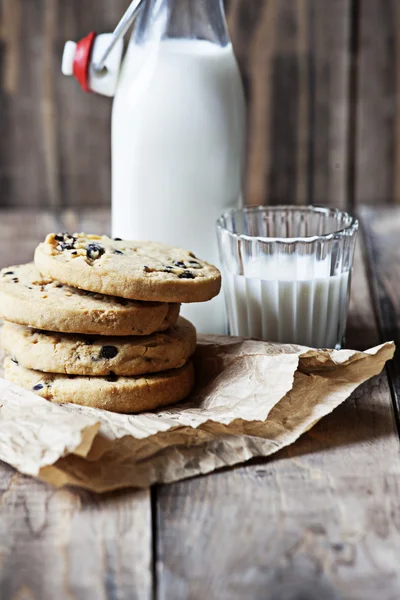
[61,0,145,96]
[61,32,124,97]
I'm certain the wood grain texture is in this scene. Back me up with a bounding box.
[55,0,129,210]
[355,0,400,205]
[361,206,400,428]
[346,229,379,350]
[0,0,351,210]
[226,0,351,208]
[0,210,59,269]
[0,210,152,600]
[0,470,152,600]
[0,0,129,210]
[155,233,400,599]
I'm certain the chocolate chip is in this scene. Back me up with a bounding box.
[85,339,95,346]
[179,271,195,279]
[163,266,174,272]
[4,271,14,275]
[113,250,124,255]
[189,261,202,269]
[12,278,19,283]
[56,284,63,288]
[100,346,119,359]
[106,372,119,382]
[56,233,77,251]
[143,266,152,273]
[86,243,105,260]
[54,233,67,242]
[188,252,197,258]
[71,251,78,256]
[59,242,75,251]
[113,237,122,241]
[33,384,44,391]
[11,358,18,365]
[175,261,186,268]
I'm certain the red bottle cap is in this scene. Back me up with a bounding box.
[72,32,97,92]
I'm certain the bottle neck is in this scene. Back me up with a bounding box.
[133,0,230,46]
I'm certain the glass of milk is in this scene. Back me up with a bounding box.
[217,206,359,349]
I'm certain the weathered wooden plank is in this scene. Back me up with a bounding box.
[0,210,59,268]
[226,0,351,208]
[355,0,400,205]
[0,210,153,600]
[155,230,400,598]
[0,0,48,209]
[361,206,400,427]
[0,470,152,600]
[346,230,379,350]
[56,0,128,210]
[0,0,127,210]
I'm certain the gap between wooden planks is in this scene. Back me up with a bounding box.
[361,206,400,433]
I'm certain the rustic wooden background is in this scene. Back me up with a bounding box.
[0,0,396,210]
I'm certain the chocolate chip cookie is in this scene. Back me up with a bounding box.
[2,317,197,376]
[0,263,180,336]
[34,233,221,303]
[4,357,195,414]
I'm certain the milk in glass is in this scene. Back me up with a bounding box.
[225,254,350,349]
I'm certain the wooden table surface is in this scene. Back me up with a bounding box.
[0,206,399,600]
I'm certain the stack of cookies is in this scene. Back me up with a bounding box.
[0,233,221,413]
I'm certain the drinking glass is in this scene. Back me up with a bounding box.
[217,206,359,349]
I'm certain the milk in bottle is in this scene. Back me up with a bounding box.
[112,0,246,334]
[61,0,246,334]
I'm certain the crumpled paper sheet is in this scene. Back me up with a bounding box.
[0,335,394,493]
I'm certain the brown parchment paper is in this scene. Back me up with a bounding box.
[0,335,395,493]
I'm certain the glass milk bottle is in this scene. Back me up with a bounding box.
[62,0,246,335]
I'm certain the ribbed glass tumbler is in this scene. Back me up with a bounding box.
[217,206,359,349]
